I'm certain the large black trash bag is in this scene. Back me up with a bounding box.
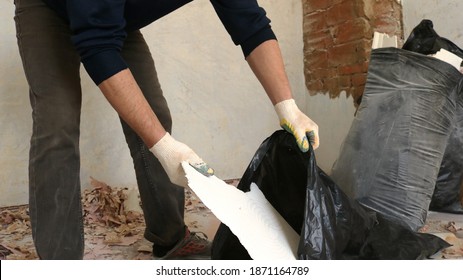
[402,19,463,59]
[211,130,449,260]
[430,95,463,214]
[330,47,462,231]
[403,19,463,214]
[296,133,448,260]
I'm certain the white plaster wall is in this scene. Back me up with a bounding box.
[0,0,30,205]
[402,0,463,47]
[0,0,308,207]
[304,94,356,174]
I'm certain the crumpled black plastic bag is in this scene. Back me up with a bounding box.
[212,130,308,260]
[211,130,449,260]
[402,19,463,214]
[358,214,449,260]
[299,138,377,259]
[402,19,463,59]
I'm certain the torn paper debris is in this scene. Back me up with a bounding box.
[182,162,299,260]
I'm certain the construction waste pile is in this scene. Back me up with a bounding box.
[211,20,463,260]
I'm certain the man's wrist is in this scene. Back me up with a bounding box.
[274,98,298,119]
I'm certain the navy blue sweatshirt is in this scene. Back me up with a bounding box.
[42,0,277,85]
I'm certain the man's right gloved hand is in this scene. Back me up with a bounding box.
[149,133,214,188]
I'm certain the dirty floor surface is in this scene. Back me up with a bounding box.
[0,178,462,260]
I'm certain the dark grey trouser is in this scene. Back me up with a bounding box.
[14,0,186,259]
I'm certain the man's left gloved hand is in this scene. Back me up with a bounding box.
[274,99,319,152]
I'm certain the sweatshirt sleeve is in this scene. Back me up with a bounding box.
[210,0,277,57]
[66,0,128,85]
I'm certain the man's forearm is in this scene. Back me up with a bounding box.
[246,39,320,150]
[98,69,166,147]
[98,68,213,186]
[246,39,293,105]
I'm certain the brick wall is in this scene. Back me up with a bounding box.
[303,0,403,105]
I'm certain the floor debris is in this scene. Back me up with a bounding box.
[419,212,463,259]
[0,178,460,260]
[0,177,221,260]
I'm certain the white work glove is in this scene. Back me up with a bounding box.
[149,133,214,188]
[274,99,319,152]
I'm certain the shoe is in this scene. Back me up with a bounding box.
[154,229,212,260]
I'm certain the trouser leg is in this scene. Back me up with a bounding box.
[120,30,186,247]
[14,0,84,259]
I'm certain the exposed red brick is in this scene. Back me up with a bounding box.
[307,68,337,81]
[338,75,352,88]
[372,17,401,34]
[305,49,329,69]
[351,73,367,87]
[323,77,340,94]
[371,1,394,16]
[306,80,325,92]
[304,11,327,31]
[304,29,334,52]
[328,39,370,67]
[326,0,357,26]
[304,0,333,14]
[355,0,369,18]
[302,0,403,102]
[368,1,394,18]
[332,18,371,44]
[337,61,369,75]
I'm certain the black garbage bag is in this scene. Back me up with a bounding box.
[402,19,463,59]
[430,95,463,214]
[298,137,377,259]
[211,130,449,260]
[330,47,462,231]
[212,130,308,260]
[402,19,463,214]
[358,214,449,260]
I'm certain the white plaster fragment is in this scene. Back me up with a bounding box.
[182,162,299,260]
[432,48,463,71]
[372,32,398,49]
